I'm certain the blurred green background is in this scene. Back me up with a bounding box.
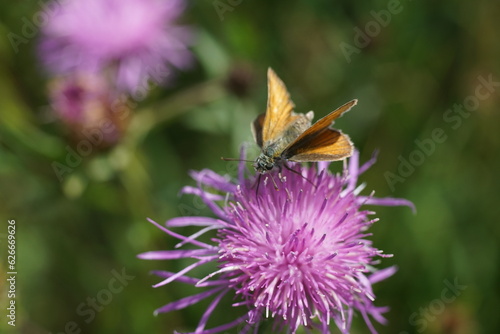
[1,0,499,333]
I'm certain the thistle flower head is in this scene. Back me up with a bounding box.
[139,150,414,334]
[39,0,192,94]
[49,73,130,145]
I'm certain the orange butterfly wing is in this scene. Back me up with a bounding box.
[260,68,302,145]
[286,128,353,162]
[283,99,357,161]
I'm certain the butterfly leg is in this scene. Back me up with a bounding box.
[283,161,317,189]
[268,172,280,191]
[277,164,284,184]
[254,173,262,197]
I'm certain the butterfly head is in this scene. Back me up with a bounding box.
[254,153,277,174]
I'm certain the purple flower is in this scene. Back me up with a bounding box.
[39,0,192,94]
[138,150,415,334]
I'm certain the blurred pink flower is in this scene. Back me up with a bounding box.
[49,73,130,146]
[39,0,192,94]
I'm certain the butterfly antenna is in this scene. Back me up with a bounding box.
[221,157,254,162]
[283,163,317,189]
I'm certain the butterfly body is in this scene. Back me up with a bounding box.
[254,111,313,173]
[252,68,356,174]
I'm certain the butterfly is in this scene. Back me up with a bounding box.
[251,68,356,174]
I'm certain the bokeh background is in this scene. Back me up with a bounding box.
[1,0,499,333]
